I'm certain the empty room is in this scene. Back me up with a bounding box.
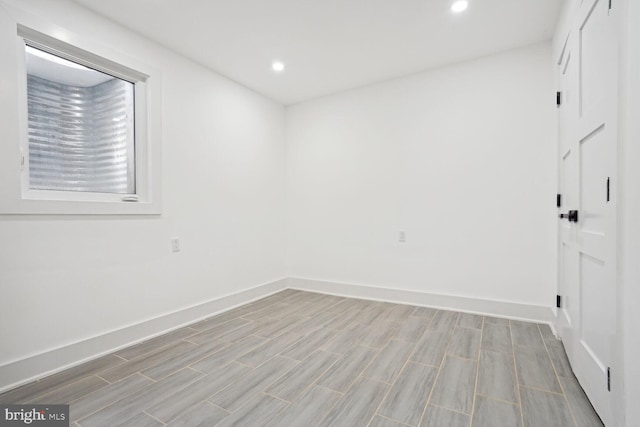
[0,0,638,426]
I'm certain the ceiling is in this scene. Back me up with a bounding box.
[73,0,564,105]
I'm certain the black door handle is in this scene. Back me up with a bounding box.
[559,210,579,222]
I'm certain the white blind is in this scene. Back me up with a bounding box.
[27,75,135,194]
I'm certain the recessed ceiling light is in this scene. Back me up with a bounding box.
[272,61,285,72]
[451,0,468,13]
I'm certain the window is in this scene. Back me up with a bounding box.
[25,46,136,195]
[0,24,162,215]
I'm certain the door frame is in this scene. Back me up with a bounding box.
[617,0,639,425]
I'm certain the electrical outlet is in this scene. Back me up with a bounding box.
[398,231,406,243]
[171,237,180,252]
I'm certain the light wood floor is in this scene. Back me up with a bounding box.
[0,290,603,426]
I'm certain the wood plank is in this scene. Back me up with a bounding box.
[318,377,388,427]
[378,362,437,426]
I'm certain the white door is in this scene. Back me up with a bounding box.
[556,0,618,424]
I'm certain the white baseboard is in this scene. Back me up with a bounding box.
[0,277,289,393]
[289,277,555,324]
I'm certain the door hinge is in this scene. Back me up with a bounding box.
[556,295,562,308]
[557,194,562,208]
[607,367,611,391]
[556,91,562,107]
[606,177,610,202]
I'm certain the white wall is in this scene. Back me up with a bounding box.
[0,0,286,388]
[286,42,557,308]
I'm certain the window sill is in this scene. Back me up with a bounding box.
[2,197,162,215]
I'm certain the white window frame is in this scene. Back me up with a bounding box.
[0,19,162,215]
